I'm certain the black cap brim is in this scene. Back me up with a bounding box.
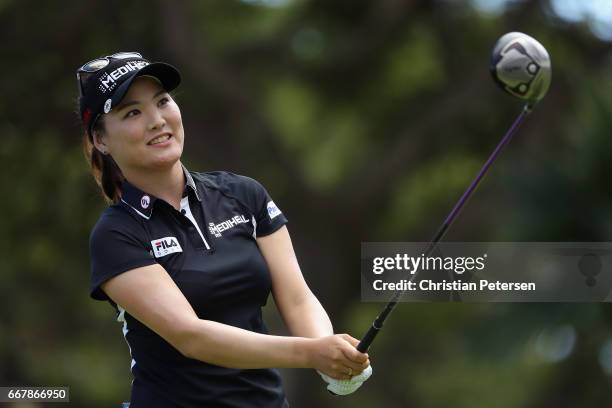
[108,62,181,111]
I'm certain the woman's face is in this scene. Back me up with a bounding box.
[94,76,184,173]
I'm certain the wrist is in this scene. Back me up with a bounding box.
[293,337,315,368]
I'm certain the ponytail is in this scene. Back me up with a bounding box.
[82,118,124,204]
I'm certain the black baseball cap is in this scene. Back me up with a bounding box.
[77,52,181,135]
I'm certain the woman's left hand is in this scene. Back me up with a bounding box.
[318,364,373,396]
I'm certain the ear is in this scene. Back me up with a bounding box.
[91,129,109,155]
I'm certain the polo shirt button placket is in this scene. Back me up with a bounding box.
[178,199,213,252]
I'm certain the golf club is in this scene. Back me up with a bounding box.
[357,32,552,353]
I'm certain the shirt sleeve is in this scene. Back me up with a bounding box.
[89,211,156,301]
[222,173,288,237]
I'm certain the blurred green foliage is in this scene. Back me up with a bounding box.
[2,0,612,407]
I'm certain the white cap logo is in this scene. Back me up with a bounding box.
[103,98,112,113]
[141,195,151,209]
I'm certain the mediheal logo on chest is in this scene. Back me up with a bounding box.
[151,236,183,258]
[208,214,249,238]
[267,201,281,220]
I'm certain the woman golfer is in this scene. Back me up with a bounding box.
[78,52,371,407]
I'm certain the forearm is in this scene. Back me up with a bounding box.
[256,227,333,338]
[281,291,334,338]
[181,319,314,369]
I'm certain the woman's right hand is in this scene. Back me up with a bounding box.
[305,334,370,380]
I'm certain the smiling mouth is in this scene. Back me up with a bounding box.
[148,134,172,145]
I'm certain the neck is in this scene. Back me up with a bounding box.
[123,161,185,210]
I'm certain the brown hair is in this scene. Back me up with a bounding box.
[81,114,125,204]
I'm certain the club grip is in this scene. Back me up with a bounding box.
[357,323,381,353]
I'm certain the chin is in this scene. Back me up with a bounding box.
[149,148,183,169]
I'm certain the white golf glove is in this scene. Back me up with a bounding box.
[318,365,373,396]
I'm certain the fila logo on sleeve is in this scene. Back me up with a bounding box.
[151,237,183,258]
[267,201,281,220]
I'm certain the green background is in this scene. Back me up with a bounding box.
[2,0,612,406]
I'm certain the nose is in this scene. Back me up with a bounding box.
[147,108,166,131]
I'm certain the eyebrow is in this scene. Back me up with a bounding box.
[115,89,168,112]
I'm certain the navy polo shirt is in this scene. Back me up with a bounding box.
[89,168,289,407]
